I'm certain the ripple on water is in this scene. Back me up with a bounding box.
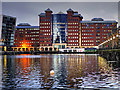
[1,54,120,89]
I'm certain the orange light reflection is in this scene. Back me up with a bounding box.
[22,40,31,48]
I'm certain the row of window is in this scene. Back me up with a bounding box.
[68,44,78,46]
[68,40,78,42]
[17,28,38,31]
[81,30,111,32]
[82,44,94,46]
[82,26,113,29]
[25,28,38,30]
[53,23,66,24]
[40,26,51,28]
[82,33,94,35]
[41,19,50,21]
[40,30,51,32]
[17,29,24,31]
[103,30,112,32]
[40,44,51,46]
[19,45,32,46]
[82,37,94,39]
[40,41,51,43]
[54,26,65,28]
[82,27,94,29]
[30,32,39,34]
[44,33,51,35]
[68,23,79,25]
[17,41,39,44]
[31,38,39,40]
[82,40,94,42]
[82,23,113,25]
[68,36,79,39]
[102,27,113,29]
[82,30,94,32]
[26,41,39,43]
[68,33,79,35]
[68,26,79,28]
[40,23,51,25]
[96,40,100,42]
[25,35,39,37]
[68,30,79,32]
[96,37,100,39]
[40,37,51,39]
[19,32,23,34]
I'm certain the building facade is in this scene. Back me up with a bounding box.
[14,23,39,51]
[67,8,83,48]
[1,15,16,51]
[52,12,67,44]
[81,18,117,48]
[98,26,120,49]
[39,8,53,47]
[13,9,118,52]
[39,8,83,51]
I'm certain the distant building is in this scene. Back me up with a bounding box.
[14,23,39,51]
[80,18,117,48]
[1,15,16,51]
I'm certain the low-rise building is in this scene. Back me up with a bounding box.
[80,18,117,48]
[13,23,39,51]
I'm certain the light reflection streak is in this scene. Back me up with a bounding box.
[1,54,119,89]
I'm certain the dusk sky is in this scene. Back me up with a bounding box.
[2,2,119,26]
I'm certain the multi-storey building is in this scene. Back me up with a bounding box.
[1,15,16,51]
[39,8,53,47]
[12,9,118,52]
[67,8,83,48]
[14,23,39,51]
[39,8,83,51]
[80,18,117,48]
[98,26,120,49]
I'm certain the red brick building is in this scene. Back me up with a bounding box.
[13,9,118,51]
[67,8,83,48]
[14,23,39,51]
[80,18,117,48]
[39,8,53,46]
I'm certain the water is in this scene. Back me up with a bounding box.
[0,54,120,89]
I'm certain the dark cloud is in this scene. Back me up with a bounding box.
[2,2,118,26]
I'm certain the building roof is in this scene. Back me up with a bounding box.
[57,11,65,14]
[73,13,83,17]
[91,18,104,21]
[81,20,117,23]
[16,26,39,29]
[45,8,53,12]
[17,23,31,26]
[38,13,46,16]
[67,8,73,12]
[3,15,16,19]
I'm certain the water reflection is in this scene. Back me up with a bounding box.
[1,54,120,89]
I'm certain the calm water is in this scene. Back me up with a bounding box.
[0,54,120,89]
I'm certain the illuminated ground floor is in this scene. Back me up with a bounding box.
[7,43,98,52]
